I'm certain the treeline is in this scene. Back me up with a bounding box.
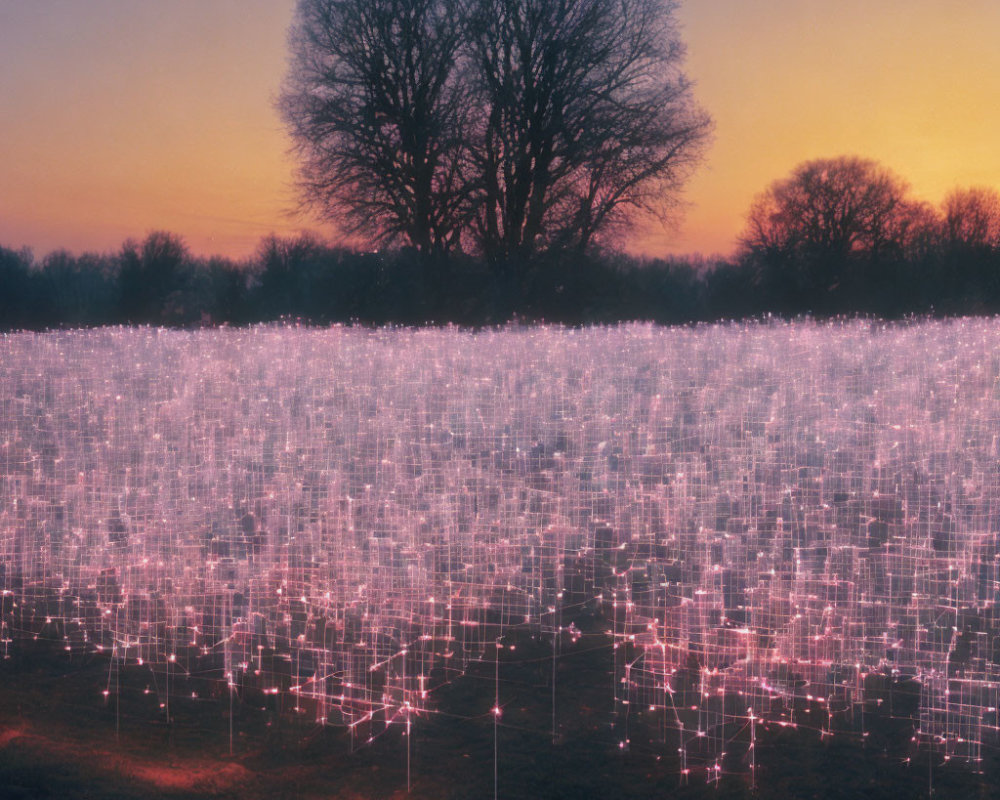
[2,224,1000,331]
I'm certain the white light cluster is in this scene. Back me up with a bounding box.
[1,321,999,773]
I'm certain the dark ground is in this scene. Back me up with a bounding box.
[0,627,997,800]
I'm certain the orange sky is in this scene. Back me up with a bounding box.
[2,0,999,261]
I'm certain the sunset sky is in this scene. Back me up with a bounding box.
[2,0,999,261]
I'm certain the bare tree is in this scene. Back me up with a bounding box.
[281,0,710,271]
[280,0,471,260]
[466,0,711,262]
[118,231,190,323]
[738,156,941,312]
[890,199,942,262]
[942,186,1000,251]
[740,156,918,265]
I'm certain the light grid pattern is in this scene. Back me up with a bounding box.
[1,321,999,774]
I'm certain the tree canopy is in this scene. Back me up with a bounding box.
[739,156,938,311]
[740,157,927,262]
[943,186,1000,252]
[279,0,711,266]
[280,0,471,259]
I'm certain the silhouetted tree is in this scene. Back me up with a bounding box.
[118,231,189,323]
[742,157,921,263]
[740,156,932,312]
[942,187,1000,252]
[0,246,38,330]
[280,0,710,282]
[467,0,711,266]
[280,0,471,265]
[254,233,328,319]
[41,250,118,326]
[934,186,1000,307]
[183,256,251,325]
